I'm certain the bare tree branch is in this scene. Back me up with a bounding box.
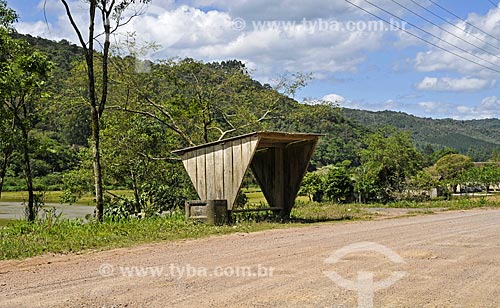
[138,152,182,162]
[106,105,195,146]
[59,0,88,54]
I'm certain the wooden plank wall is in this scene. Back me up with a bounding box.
[250,139,319,217]
[283,140,318,216]
[250,148,277,208]
[182,135,259,210]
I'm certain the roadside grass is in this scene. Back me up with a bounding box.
[0,218,14,227]
[1,192,499,260]
[241,187,309,205]
[0,201,371,260]
[291,201,370,222]
[366,193,500,210]
[0,213,288,260]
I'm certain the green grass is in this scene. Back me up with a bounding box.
[0,213,289,260]
[291,201,369,222]
[241,187,309,205]
[1,193,499,260]
[0,201,372,260]
[0,219,14,227]
[365,194,500,210]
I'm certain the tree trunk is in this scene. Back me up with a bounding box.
[61,0,144,221]
[20,126,35,221]
[0,145,13,199]
[130,169,141,213]
[91,107,104,221]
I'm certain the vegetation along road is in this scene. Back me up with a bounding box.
[1,209,499,307]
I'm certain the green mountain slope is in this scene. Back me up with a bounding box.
[12,34,499,165]
[342,108,500,161]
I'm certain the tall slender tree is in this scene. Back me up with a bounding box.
[59,0,151,220]
[0,0,18,199]
[1,2,52,220]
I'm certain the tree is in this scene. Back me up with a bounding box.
[353,165,381,203]
[109,57,309,147]
[490,147,500,162]
[423,144,434,157]
[0,0,16,30]
[435,154,474,182]
[429,147,458,164]
[358,129,424,202]
[278,101,366,168]
[323,162,354,203]
[299,172,324,202]
[464,164,500,194]
[59,0,151,221]
[422,144,434,167]
[407,170,439,191]
[1,3,52,220]
[0,103,16,197]
[99,109,188,212]
[0,0,18,198]
[467,145,491,162]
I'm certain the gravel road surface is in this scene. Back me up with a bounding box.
[1,209,499,307]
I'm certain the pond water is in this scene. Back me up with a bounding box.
[0,202,95,222]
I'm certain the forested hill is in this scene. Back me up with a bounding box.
[12,33,83,75]
[342,108,500,161]
[11,33,500,167]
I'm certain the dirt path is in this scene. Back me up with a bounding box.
[1,209,499,307]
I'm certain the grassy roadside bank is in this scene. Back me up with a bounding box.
[0,202,370,260]
[1,195,498,261]
[0,214,284,260]
[365,193,500,210]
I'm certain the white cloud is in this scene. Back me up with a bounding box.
[453,96,500,119]
[413,6,500,77]
[417,101,451,115]
[169,19,386,75]
[187,0,430,22]
[14,0,406,80]
[16,20,52,38]
[13,0,500,121]
[16,0,100,43]
[480,95,500,109]
[322,93,345,103]
[317,93,367,109]
[384,99,400,109]
[125,6,235,50]
[416,77,496,92]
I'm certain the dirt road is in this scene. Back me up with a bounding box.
[1,209,499,307]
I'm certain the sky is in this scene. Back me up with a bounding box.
[8,0,500,120]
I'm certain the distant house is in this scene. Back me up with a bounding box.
[472,162,500,192]
[473,162,500,167]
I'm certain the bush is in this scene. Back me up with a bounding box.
[299,172,324,202]
[103,196,135,221]
[33,173,64,191]
[323,166,354,203]
[2,177,25,192]
[300,162,354,203]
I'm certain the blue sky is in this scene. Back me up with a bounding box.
[9,0,500,119]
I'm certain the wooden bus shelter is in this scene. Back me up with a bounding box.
[173,131,321,218]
